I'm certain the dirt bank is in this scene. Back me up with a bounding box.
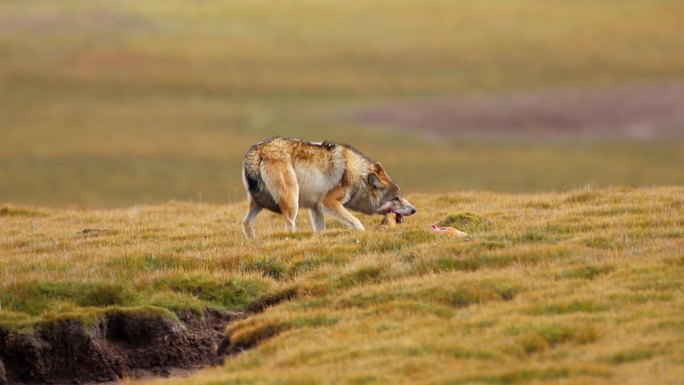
[0,309,243,385]
[355,81,684,139]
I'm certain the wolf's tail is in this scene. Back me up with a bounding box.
[242,162,259,195]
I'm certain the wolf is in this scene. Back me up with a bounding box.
[241,137,416,238]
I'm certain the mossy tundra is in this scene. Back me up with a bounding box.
[1,187,682,384]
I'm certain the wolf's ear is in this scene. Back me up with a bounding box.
[368,172,383,189]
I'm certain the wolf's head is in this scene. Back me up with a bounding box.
[366,163,416,223]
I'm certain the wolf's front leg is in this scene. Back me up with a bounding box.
[321,197,365,231]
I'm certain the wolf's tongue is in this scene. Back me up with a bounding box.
[395,213,404,224]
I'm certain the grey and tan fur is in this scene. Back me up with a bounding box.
[241,137,416,238]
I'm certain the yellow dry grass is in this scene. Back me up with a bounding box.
[2,187,683,384]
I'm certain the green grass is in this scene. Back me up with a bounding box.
[1,187,683,384]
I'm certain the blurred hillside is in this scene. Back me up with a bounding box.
[2,0,684,207]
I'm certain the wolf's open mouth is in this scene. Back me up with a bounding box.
[395,213,404,223]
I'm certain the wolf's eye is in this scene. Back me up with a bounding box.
[392,197,401,202]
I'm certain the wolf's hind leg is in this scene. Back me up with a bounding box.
[260,161,299,232]
[309,206,326,233]
[242,198,263,238]
[280,192,299,232]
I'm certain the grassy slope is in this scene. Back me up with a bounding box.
[2,187,683,384]
[3,0,684,206]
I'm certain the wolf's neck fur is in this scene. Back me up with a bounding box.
[343,151,377,215]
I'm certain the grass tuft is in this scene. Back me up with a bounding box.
[163,275,272,311]
[457,366,610,384]
[526,300,609,315]
[602,348,660,365]
[512,322,599,354]
[558,265,615,280]
[441,281,518,307]
[244,257,288,280]
[0,206,48,217]
[335,266,384,289]
[78,283,136,307]
[437,211,493,232]
[228,319,288,351]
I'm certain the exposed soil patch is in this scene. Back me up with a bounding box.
[0,309,244,385]
[355,81,684,139]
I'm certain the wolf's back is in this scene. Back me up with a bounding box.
[242,137,365,213]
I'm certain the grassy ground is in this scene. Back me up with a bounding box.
[3,0,684,206]
[1,187,682,384]
[3,2,683,383]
